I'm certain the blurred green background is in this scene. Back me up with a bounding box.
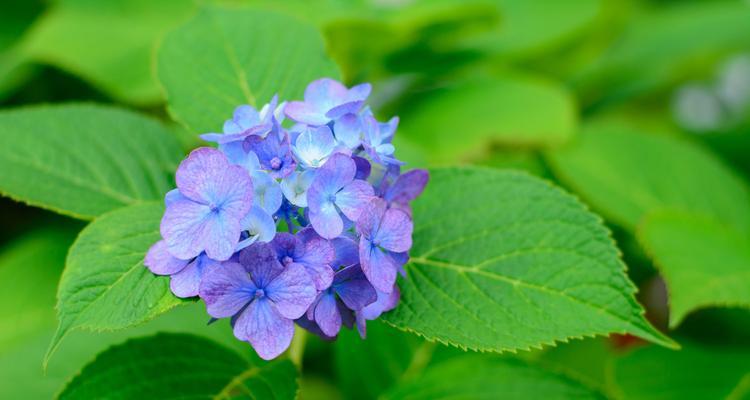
[2,0,750,399]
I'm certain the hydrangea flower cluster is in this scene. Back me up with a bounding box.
[145,78,428,360]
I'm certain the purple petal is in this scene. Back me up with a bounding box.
[199,261,255,318]
[270,232,297,261]
[234,298,295,360]
[355,198,387,241]
[334,266,377,310]
[313,153,356,195]
[240,243,285,289]
[313,292,342,337]
[170,255,218,298]
[305,78,348,108]
[385,169,429,205]
[326,101,364,120]
[346,83,372,102]
[308,200,343,240]
[331,236,359,268]
[302,262,334,291]
[333,114,362,149]
[335,180,374,222]
[284,101,329,126]
[144,240,188,275]
[295,314,336,340]
[352,156,371,180]
[161,199,240,261]
[164,189,186,208]
[361,285,400,320]
[265,263,317,319]
[237,206,276,250]
[251,171,283,214]
[296,227,335,267]
[292,125,336,168]
[359,239,399,293]
[175,148,253,210]
[375,207,413,253]
[219,142,261,172]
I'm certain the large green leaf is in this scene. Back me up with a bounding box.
[575,1,750,104]
[59,333,297,400]
[0,104,183,220]
[382,167,674,353]
[47,202,183,363]
[546,122,750,234]
[157,6,341,134]
[611,342,750,400]
[22,0,195,105]
[384,355,604,399]
[638,212,750,327]
[396,74,577,165]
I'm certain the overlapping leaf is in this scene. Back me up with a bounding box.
[0,104,183,219]
[157,6,341,134]
[59,333,297,400]
[383,167,673,352]
[46,202,182,363]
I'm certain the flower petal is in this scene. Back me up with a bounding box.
[333,114,362,149]
[335,179,374,221]
[355,198,387,241]
[265,262,317,319]
[251,171,283,214]
[305,78,348,109]
[199,261,255,318]
[239,242,284,289]
[175,148,253,211]
[385,169,429,204]
[284,101,328,126]
[170,254,218,298]
[359,239,399,293]
[334,265,377,311]
[331,236,359,268]
[309,199,343,240]
[313,292,342,337]
[292,125,336,168]
[375,207,413,253]
[235,298,295,360]
[144,240,188,275]
[281,170,315,207]
[313,153,356,195]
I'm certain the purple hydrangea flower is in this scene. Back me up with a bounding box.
[145,240,219,298]
[308,154,375,239]
[199,242,316,360]
[362,114,402,166]
[285,78,371,126]
[244,125,296,178]
[307,265,377,337]
[200,96,283,145]
[356,285,400,338]
[270,227,335,291]
[382,168,429,216]
[332,113,363,149]
[236,205,276,251]
[356,198,413,293]
[160,148,253,261]
[292,125,337,169]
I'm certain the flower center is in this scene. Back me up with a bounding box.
[270,157,282,170]
[282,256,294,266]
[254,289,265,298]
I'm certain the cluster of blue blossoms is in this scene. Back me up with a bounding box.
[144,78,428,360]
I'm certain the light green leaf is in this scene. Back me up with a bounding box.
[22,0,195,105]
[397,74,577,165]
[47,202,183,364]
[59,333,297,400]
[384,355,604,399]
[334,321,426,400]
[575,1,750,103]
[466,0,601,58]
[546,122,750,234]
[611,342,750,400]
[383,167,674,353]
[638,211,750,327]
[0,104,184,220]
[157,6,341,134]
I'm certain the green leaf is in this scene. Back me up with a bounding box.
[384,355,604,399]
[0,104,184,220]
[638,211,750,327]
[334,321,426,400]
[611,342,750,400]
[546,122,750,234]
[22,0,195,105]
[157,6,341,134]
[397,74,577,165]
[382,167,674,353]
[575,1,750,104]
[466,0,601,58]
[59,333,297,400]
[47,202,183,364]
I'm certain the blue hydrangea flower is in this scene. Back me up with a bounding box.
[244,125,296,178]
[160,148,253,261]
[281,170,315,207]
[382,168,429,216]
[308,153,374,239]
[285,78,371,126]
[200,96,283,145]
[292,125,337,169]
[199,242,316,360]
[356,198,413,293]
[332,113,363,149]
[145,240,219,298]
[250,170,283,215]
[306,265,377,337]
[237,205,276,251]
[362,114,402,166]
[270,227,335,291]
[356,285,400,338]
